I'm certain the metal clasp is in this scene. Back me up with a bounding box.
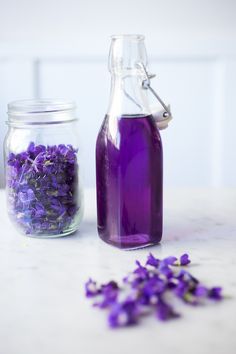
[137,62,173,121]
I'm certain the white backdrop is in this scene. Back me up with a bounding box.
[0,0,236,188]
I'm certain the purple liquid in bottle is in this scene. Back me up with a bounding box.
[96,114,163,249]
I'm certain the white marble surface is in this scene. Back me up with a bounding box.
[0,188,236,354]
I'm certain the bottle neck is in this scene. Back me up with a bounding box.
[107,35,150,118]
[107,73,150,117]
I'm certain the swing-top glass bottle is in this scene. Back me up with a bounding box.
[96,34,165,249]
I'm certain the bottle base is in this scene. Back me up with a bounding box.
[98,231,162,250]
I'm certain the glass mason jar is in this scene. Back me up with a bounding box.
[4,100,83,237]
[96,35,166,249]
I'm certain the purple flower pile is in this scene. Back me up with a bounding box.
[6,142,79,235]
[85,253,223,328]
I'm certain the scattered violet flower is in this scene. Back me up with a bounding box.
[193,285,208,298]
[174,280,189,298]
[208,287,223,301]
[108,299,139,328]
[85,279,101,298]
[176,269,198,285]
[180,253,191,266]
[161,256,178,266]
[137,276,166,306]
[123,260,149,288]
[170,253,191,266]
[85,254,224,328]
[146,253,160,268]
[6,142,79,236]
[134,260,149,280]
[156,299,180,321]
[94,281,119,308]
[159,264,174,279]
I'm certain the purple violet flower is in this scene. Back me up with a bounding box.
[159,265,174,279]
[146,253,160,267]
[180,253,191,266]
[134,260,149,279]
[162,256,178,266]
[85,253,224,328]
[174,280,189,298]
[194,285,208,298]
[108,299,139,328]
[94,281,119,308]
[85,279,101,297]
[156,299,180,321]
[123,260,149,288]
[6,142,79,236]
[138,276,166,306]
[18,189,36,204]
[208,287,223,300]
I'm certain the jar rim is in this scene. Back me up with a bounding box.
[7,99,77,125]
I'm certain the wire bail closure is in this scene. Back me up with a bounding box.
[137,62,173,122]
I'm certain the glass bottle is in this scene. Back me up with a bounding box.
[4,100,83,237]
[96,34,171,249]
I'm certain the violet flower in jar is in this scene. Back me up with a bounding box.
[4,100,83,237]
